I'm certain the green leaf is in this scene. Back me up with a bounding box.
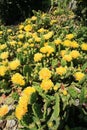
[0,80,8,89]
[81,62,87,71]
[61,59,67,66]
[80,87,87,104]
[17,53,27,64]
[23,65,32,76]
[12,92,19,100]
[0,80,11,94]
[32,103,43,119]
[50,93,60,120]
[52,59,58,67]
[68,86,78,99]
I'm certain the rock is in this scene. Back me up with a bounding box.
[0,119,18,130]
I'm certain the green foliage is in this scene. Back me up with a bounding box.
[0,6,87,130]
[74,0,87,25]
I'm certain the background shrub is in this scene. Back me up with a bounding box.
[0,0,51,25]
[73,0,87,25]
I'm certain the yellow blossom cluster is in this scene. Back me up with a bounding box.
[66,34,74,40]
[0,52,9,59]
[38,28,47,33]
[0,65,7,76]
[63,54,72,62]
[0,44,7,50]
[43,31,54,40]
[70,50,80,59]
[60,50,67,57]
[9,59,20,70]
[56,66,67,76]
[40,45,54,55]
[15,87,36,120]
[11,73,25,86]
[17,34,24,39]
[54,38,62,45]
[63,39,79,48]
[60,50,80,61]
[24,24,32,32]
[70,41,79,48]
[81,43,87,51]
[9,40,17,46]
[41,79,54,91]
[0,105,9,117]
[39,68,51,80]
[74,72,85,81]
[34,53,43,62]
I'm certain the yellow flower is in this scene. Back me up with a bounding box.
[0,44,7,50]
[19,30,23,33]
[17,34,24,39]
[40,45,54,55]
[15,104,27,120]
[31,16,37,21]
[26,19,31,24]
[17,48,21,53]
[19,24,24,30]
[0,66,7,76]
[25,32,32,38]
[40,46,47,53]
[11,73,25,86]
[34,53,43,62]
[32,32,37,38]
[23,42,29,49]
[70,50,80,59]
[63,89,68,95]
[0,52,9,59]
[24,25,32,32]
[48,121,54,127]
[43,31,54,40]
[7,29,12,33]
[56,66,67,76]
[38,28,46,33]
[1,59,8,66]
[63,40,71,47]
[28,38,33,43]
[0,31,3,35]
[44,42,48,46]
[0,105,9,117]
[74,72,85,81]
[22,87,36,96]
[66,34,74,40]
[18,94,29,106]
[46,45,54,55]
[9,40,17,46]
[9,59,20,70]
[63,54,72,62]
[54,39,61,45]
[34,36,41,42]
[17,41,22,46]
[39,68,51,80]
[15,87,36,120]
[29,43,34,47]
[50,19,57,25]
[41,79,54,91]
[60,50,67,57]
[70,41,79,48]
[81,43,87,51]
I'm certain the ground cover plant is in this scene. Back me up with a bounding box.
[0,2,87,130]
